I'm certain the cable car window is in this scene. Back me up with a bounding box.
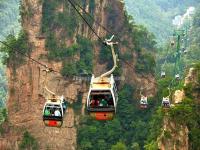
[44,105,62,117]
[89,90,114,108]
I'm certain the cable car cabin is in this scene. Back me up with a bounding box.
[87,75,118,121]
[43,96,67,127]
[140,96,148,109]
[175,74,180,80]
[162,97,171,108]
[161,71,166,78]
[183,49,188,54]
[171,41,175,46]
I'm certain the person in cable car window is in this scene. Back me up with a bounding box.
[54,108,61,117]
[95,99,100,107]
[100,98,108,107]
[44,108,50,116]
[90,99,96,107]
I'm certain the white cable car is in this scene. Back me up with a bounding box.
[183,49,188,54]
[87,35,118,120]
[140,96,148,109]
[161,71,166,78]
[175,74,180,80]
[41,69,67,127]
[162,96,171,108]
[87,75,118,120]
[43,95,67,127]
[171,41,175,46]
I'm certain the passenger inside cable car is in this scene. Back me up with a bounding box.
[43,104,63,118]
[89,90,114,108]
[43,104,63,127]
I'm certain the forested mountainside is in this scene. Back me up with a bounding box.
[0,0,20,39]
[145,5,200,150]
[0,0,20,111]
[124,0,200,44]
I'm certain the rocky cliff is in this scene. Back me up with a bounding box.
[0,0,156,149]
[157,67,200,150]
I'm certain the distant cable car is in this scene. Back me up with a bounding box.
[162,96,171,108]
[43,95,67,127]
[161,71,166,78]
[183,49,188,54]
[181,47,186,52]
[175,74,180,80]
[140,95,148,109]
[171,41,175,46]
[87,35,118,121]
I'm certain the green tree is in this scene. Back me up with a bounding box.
[131,142,140,150]
[111,141,127,150]
[19,131,39,150]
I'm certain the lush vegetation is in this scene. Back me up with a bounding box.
[0,31,31,67]
[19,131,39,150]
[42,0,94,77]
[175,63,200,149]
[0,0,20,40]
[0,0,20,110]
[145,6,200,149]
[124,0,200,44]
[76,4,200,146]
[0,60,7,108]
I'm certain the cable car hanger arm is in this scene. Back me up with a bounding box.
[100,35,118,78]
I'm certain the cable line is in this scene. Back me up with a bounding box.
[70,0,115,36]
[0,40,61,74]
[66,0,104,42]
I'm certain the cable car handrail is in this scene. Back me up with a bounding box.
[100,35,118,78]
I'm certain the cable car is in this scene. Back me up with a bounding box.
[43,95,67,127]
[140,96,148,109]
[87,35,118,121]
[87,74,118,120]
[162,96,171,108]
[161,71,166,78]
[175,74,180,80]
[171,41,175,46]
[183,49,188,54]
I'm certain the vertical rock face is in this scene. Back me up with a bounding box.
[2,0,156,149]
[5,0,80,149]
[158,117,189,150]
[158,67,200,150]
